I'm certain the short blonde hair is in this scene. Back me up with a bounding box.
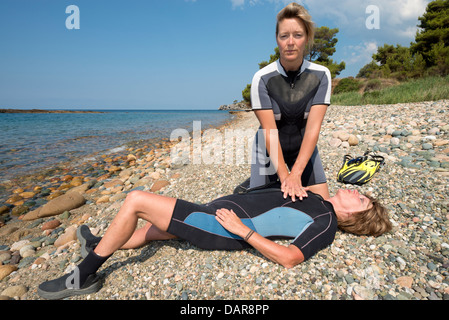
[276,2,315,50]
[337,195,393,237]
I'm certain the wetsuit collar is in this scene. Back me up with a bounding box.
[276,59,309,77]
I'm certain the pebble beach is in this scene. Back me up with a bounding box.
[1,100,448,301]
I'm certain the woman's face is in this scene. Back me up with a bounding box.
[335,189,372,216]
[276,17,308,69]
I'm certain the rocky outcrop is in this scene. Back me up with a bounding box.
[218,102,251,111]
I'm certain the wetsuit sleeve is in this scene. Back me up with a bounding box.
[251,72,272,110]
[290,212,336,261]
[311,68,332,106]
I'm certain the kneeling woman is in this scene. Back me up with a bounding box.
[38,185,392,299]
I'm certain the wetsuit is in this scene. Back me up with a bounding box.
[249,59,332,188]
[167,187,337,261]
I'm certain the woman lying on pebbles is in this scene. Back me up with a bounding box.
[37,183,392,299]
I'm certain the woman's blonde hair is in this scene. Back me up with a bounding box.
[337,195,393,237]
[276,2,315,50]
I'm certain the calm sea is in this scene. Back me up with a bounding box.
[0,110,233,182]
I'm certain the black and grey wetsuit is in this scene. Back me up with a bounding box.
[250,59,332,188]
[167,188,337,261]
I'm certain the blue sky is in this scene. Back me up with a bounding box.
[0,0,430,110]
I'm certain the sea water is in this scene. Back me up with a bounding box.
[0,110,233,182]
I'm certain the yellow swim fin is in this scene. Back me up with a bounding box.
[337,152,384,185]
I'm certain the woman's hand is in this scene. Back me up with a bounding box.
[281,172,309,202]
[215,209,250,238]
[216,208,304,268]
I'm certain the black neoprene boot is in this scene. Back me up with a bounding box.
[77,224,102,258]
[37,269,102,300]
[38,250,109,300]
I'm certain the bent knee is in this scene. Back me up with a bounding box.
[125,190,152,205]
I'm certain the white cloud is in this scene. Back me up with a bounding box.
[231,0,303,10]
[344,41,378,65]
[301,0,429,40]
[395,0,428,20]
[398,26,420,39]
[230,0,246,9]
[231,0,429,41]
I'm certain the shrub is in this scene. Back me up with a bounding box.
[364,79,382,92]
[333,78,362,94]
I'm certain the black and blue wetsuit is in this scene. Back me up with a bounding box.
[167,187,337,261]
[249,59,332,188]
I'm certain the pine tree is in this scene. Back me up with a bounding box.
[410,0,449,75]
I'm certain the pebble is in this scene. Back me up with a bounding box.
[53,225,78,248]
[41,219,61,231]
[0,265,17,281]
[1,285,28,298]
[0,100,448,300]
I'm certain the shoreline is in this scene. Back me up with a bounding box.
[0,109,104,114]
[1,101,449,300]
[0,109,235,186]
[0,111,238,195]
[0,110,244,219]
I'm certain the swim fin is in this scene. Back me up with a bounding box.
[337,151,384,185]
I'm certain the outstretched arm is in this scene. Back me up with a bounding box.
[215,209,304,268]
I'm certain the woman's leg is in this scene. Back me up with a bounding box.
[37,190,178,299]
[120,222,177,250]
[94,190,177,257]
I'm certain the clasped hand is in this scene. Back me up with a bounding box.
[281,173,309,202]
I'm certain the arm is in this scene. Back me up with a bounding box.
[254,109,289,183]
[215,209,304,268]
[289,104,328,178]
[284,67,331,197]
[279,104,327,201]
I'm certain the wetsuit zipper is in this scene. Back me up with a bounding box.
[287,71,298,89]
[281,61,301,90]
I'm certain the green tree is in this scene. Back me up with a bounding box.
[242,84,251,104]
[373,44,415,79]
[411,0,449,75]
[308,27,338,62]
[410,0,449,66]
[358,44,426,80]
[356,61,381,78]
[315,58,346,79]
[308,27,345,78]
[428,41,449,75]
